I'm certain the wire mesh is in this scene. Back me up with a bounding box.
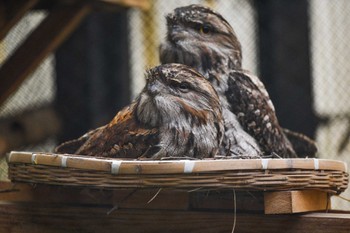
[0,11,57,158]
[127,0,258,98]
[0,0,350,209]
[127,0,350,209]
[0,11,56,119]
[310,0,350,210]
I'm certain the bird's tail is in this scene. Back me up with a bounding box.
[55,128,100,154]
[283,128,318,158]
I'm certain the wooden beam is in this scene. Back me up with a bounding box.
[99,0,150,10]
[0,182,349,232]
[264,190,330,214]
[0,0,39,41]
[0,203,349,233]
[0,182,261,212]
[0,182,190,210]
[0,2,91,105]
[0,182,338,215]
[190,190,264,212]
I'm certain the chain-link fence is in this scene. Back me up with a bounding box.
[0,11,57,179]
[128,0,258,98]
[1,0,350,208]
[0,11,55,118]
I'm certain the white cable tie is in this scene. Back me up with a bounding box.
[111,161,122,174]
[314,158,319,170]
[261,159,269,170]
[7,152,13,163]
[344,162,348,173]
[184,160,195,173]
[61,156,68,168]
[31,154,37,164]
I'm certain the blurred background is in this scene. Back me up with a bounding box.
[0,0,349,208]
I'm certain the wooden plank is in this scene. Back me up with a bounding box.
[0,0,38,41]
[0,2,91,105]
[190,190,264,212]
[0,182,114,205]
[0,203,349,233]
[0,182,189,210]
[0,182,349,232]
[113,188,190,210]
[2,182,339,215]
[264,190,330,214]
[0,182,261,212]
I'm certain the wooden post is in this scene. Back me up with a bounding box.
[264,190,330,214]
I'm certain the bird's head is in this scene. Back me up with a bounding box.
[135,63,223,130]
[160,4,242,75]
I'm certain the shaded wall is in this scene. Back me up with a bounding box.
[55,11,131,142]
[256,0,317,138]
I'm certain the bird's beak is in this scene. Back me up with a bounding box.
[166,18,182,44]
[166,13,181,33]
[166,13,176,26]
[147,79,162,96]
[145,70,161,95]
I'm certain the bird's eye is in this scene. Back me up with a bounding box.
[170,79,191,92]
[179,82,189,89]
[178,82,190,92]
[194,23,213,34]
[194,23,211,34]
[200,25,211,34]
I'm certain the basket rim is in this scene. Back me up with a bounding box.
[7,151,348,175]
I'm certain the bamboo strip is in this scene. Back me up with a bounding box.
[8,152,348,174]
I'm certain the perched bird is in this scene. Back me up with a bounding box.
[160,4,317,158]
[56,63,224,159]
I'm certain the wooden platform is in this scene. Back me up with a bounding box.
[3,152,350,232]
[0,182,350,233]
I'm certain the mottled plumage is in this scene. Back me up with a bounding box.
[160,4,317,158]
[56,63,224,159]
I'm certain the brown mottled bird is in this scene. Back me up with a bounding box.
[56,63,224,159]
[160,4,317,158]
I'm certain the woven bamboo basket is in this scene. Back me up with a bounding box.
[7,151,349,194]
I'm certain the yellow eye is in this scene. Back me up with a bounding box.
[200,25,210,34]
